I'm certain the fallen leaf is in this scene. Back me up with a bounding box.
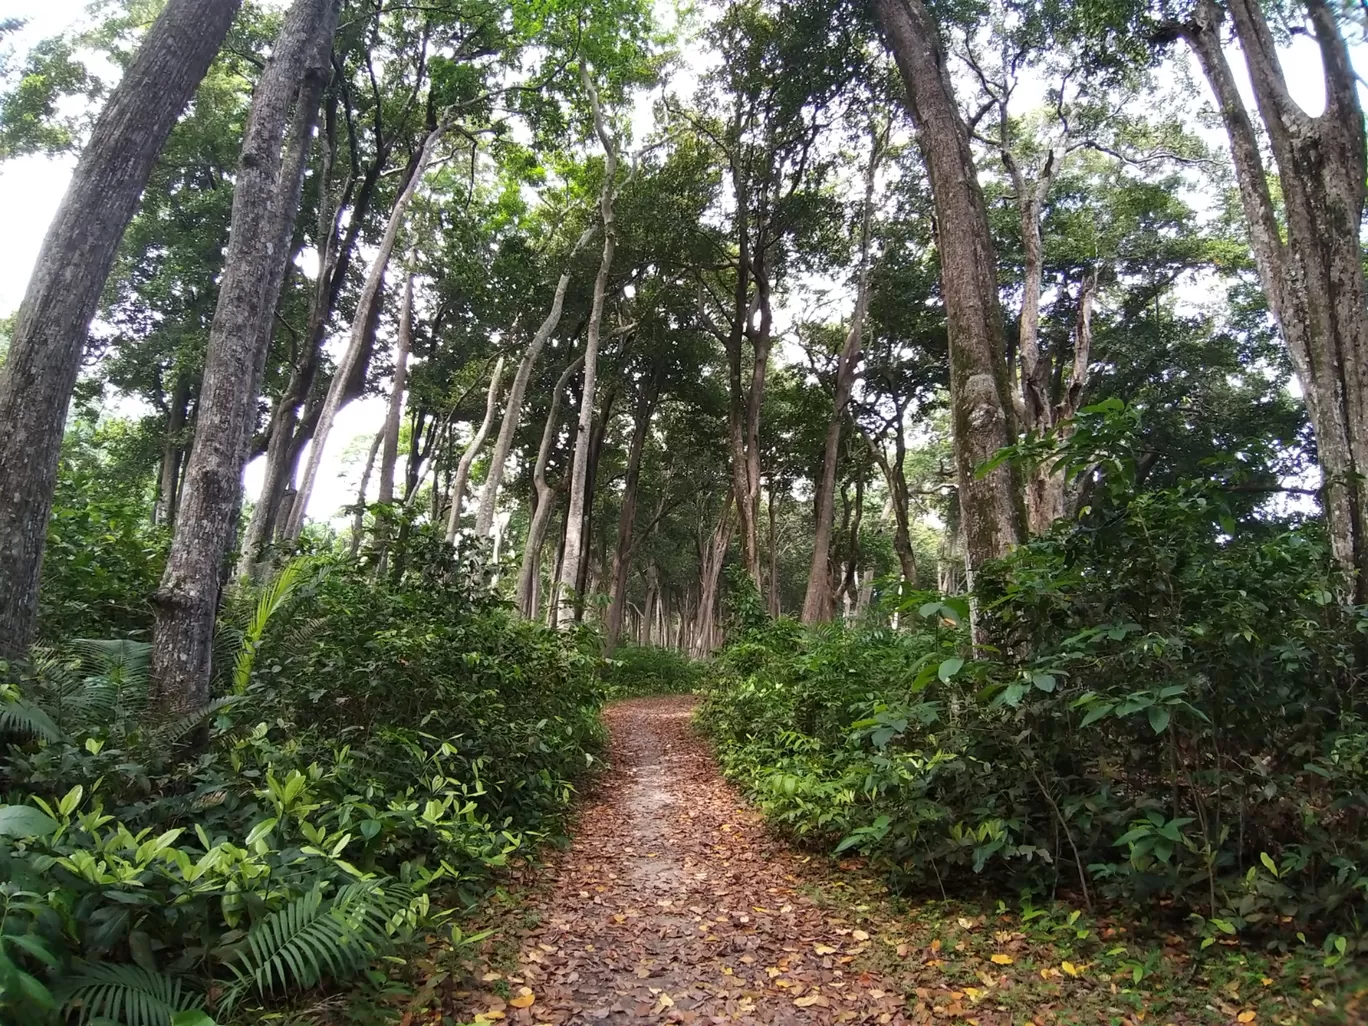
[1237,1013,1255,1024]
[814,943,837,955]
[794,993,829,1007]
[508,989,535,1010]
[990,954,1014,965]
[852,929,870,941]
[1061,961,1082,977]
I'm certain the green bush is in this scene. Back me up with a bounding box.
[601,644,703,697]
[0,538,605,1024]
[700,406,1368,948]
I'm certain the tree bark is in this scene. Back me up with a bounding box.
[605,385,659,653]
[0,0,241,657]
[517,356,583,616]
[348,428,383,557]
[692,493,734,658]
[378,272,414,506]
[151,0,338,713]
[558,61,619,622]
[283,120,449,542]
[874,0,1026,582]
[1181,0,1368,599]
[475,225,596,538]
[802,134,880,623]
[155,371,192,528]
[446,356,506,541]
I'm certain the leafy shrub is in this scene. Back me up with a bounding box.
[0,539,605,1024]
[601,645,702,697]
[700,405,1368,948]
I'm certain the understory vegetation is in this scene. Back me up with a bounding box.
[1,527,603,1024]
[700,410,1368,965]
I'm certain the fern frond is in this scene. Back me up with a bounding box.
[58,962,203,1026]
[219,879,401,1012]
[145,696,243,752]
[0,696,62,742]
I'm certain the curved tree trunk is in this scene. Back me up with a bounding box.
[517,356,583,616]
[151,0,338,714]
[0,0,242,657]
[475,226,596,538]
[445,356,506,541]
[1181,0,1368,600]
[874,0,1026,585]
[283,122,449,542]
[377,272,414,506]
[557,61,619,622]
[348,428,383,557]
[155,371,192,528]
[605,386,659,653]
[802,132,880,623]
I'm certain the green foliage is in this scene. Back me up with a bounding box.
[602,645,703,697]
[700,409,1368,944]
[0,547,605,1024]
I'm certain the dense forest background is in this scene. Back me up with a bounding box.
[0,0,1365,1022]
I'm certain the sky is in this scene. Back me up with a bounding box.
[0,0,1358,523]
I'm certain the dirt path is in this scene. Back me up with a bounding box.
[461,696,909,1025]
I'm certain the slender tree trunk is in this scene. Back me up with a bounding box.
[559,61,619,622]
[151,0,338,713]
[1181,0,1368,600]
[378,273,414,506]
[284,122,449,542]
[692,494,733,658]
[802,134,880,623]
[518,356,583,615]
[155,372,192,527]
[476,226,595,538]
[766,485,780,616]
[348,429,383,557]
[0,0,241,656]
[446,357,506,541]
[874,0,1026,582]
[605,387,658,654]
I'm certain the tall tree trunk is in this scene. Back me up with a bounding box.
[558,61,619,623]
[802,133,880,623]
[446,357,506,541]
[605,386,659,654]
[155,372,192,527]
[378,273,414,506]
[874,0,1026,583]
[151,0,338,713]
[348,428,383,557]
[475,225,595,538]
[517,356,583,616]
[0,0,241,657]
[692,494,733,658]
[1180,0,1368,600]
[766,485,780,616]
[283,121,449,542]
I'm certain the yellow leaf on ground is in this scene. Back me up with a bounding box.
[930,939,943,953]
[1260,978,1273,986]
[508,988,535,1009]
[474,1014,504,1024]
[1061,961,1081,977]
[794,993,828,1007]
[990,954,1014,965]
[481,972,502,982]
[814,943,837,955]
[852,929,870,941]
[1237,1013,1256,1023]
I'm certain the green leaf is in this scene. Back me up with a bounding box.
[1147,705,1170,734]
[1078,702,1115,728]
[1031,672,1056,693]
[1259,852,1278,877]
[937,657,964,683]
[244,818,278,846]
[172,1013,219,1026]
[0,804,59,838]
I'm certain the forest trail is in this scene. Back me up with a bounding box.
[460,696,910,1025]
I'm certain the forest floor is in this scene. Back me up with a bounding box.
[417,697,1362,1026]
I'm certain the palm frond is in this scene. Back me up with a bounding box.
[58,962,203,1026]
[219,879,402,1012]
[230,559,313,695]
[145,696,244,752]
[0,695,62,742]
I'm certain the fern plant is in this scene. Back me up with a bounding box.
[219,878,405,1013]
[58,962,205,1026]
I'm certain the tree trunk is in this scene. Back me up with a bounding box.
[766,485,780,616]
[0,0,241,657]
[151,0,338,713]
[1181,0,1368,600]
[605,387,659,653]
[874,0,1025,582]
[283,121,449,542]
[692,494,733,658]
[155,372,192,527]
[476,226,595,538]
[558,61,619,623]
[518,356,582,616]
[348,428,383,557]
[446,357,506,541]
[802,133,879,623]
[378,273,414,506]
